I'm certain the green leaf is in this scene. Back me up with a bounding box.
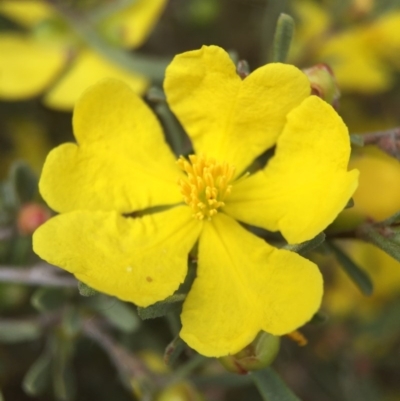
[86,295,140,333]
[51,333,76,401]
[327,241,373,296]
[31,287,69,312]
[350,134,365,147]
[164,336,187,366]
[62,307,81,338]
[154,101,187,156]
[283,232,325,255]
[272,13,295,63]
[252,368,303,401]
[382,210,400,226]
[138,294,186,320]
[360,225,400,263]
[77,281,97,297]
[22,353,52,396]
[0,320,41,343]
[308,311,328,325]
[8,161,38,204]
[345,198,354,209]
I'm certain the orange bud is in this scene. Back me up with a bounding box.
[303,64,340,108]
[17,203,51,235]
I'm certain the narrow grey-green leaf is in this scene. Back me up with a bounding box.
[308,311,328,325]
[31,287,68,312]
[9,161,38,204]
[252,368,302,401]
[327,242,373,296]
[363,227,400,263]
[52,341,76,401]
[86,295,139,333]
[62,307,81,338]
[164,336,187,366]
[283,232,325,255]
[138,294,186,320]
[350,134,365,147]
[154,101,187,156]
[382,210,400,226]
[272,13,295,63]
[0,320,41,343]
[77,281,96,297]
[22,353,52,396]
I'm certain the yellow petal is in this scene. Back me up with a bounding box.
[164,45,310,175]
[224,96,359,244]
[180,213,323,357]
[100,0,167,48]
[40,79,183,213]
[0,0,54,28]
[0,33,66,100]
[44,50,148,110]
[33,206,202,307]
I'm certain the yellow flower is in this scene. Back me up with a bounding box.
[33,46,358,357]
[324,240,400,318]
[0,0,166,109]
[290,1,400,94]
[332,146,400,234]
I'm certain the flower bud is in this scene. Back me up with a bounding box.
[218,332,280,375]
[156,382,204,401]
[17,203,51,235]
[303,64,340,107]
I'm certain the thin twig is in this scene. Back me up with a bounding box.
[0,263,77,287]
[0,226,14,241]
[359,127,400,159]
[82,319,163,397]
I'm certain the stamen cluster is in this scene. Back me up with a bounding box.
[177,154,235,220]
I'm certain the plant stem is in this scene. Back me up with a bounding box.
[0,263,77,287]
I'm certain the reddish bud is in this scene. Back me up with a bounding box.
[17,203,51,235]
[303,64,340,108]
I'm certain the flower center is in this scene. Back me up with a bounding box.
[177,154,236,220]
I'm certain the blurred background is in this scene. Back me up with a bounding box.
[1,0,400,400]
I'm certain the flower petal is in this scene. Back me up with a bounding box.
[0,33,66,100]
[0,0,54,28]
[164,45,310,174]
[224,96,359,244]
[33,206,202,307]
[44,50,148,110]
[40,79,183,213]
[180,213,322,357]
[99,0,167,48]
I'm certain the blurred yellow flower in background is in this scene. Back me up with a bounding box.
[290,0,400,94]
[33,46,358,357]
[0,0,166,110]
[0,119,51,179]
[324,240,400,317]
[326,145,400,317]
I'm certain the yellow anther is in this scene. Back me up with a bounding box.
[177,154,236,220]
